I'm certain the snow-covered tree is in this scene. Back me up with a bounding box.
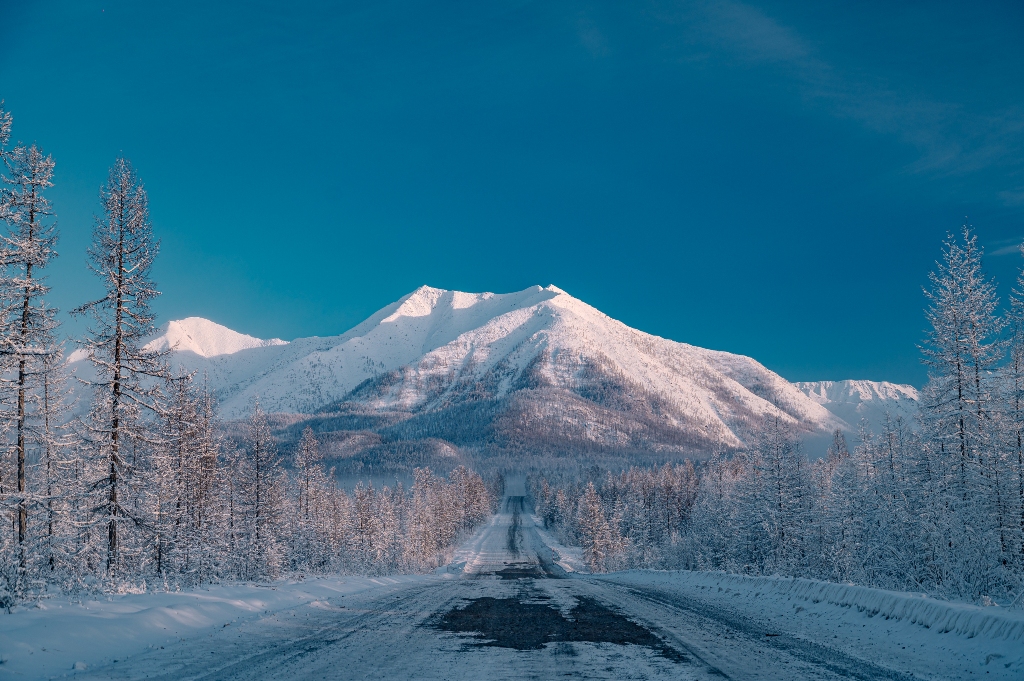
[72,157,167,577]
[290,426,344,573]
[1003,247,1024,575]
[28,339,80,583]
[575,481,625,572]
[148,372,224,584]
[921,228,1004,488]
[740,415,811,575]
[920,226,1009,597]
[232,400,285,579]
[0,141,58,560]
[0,107,75,600]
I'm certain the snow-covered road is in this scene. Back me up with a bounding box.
[11,492,1020,680]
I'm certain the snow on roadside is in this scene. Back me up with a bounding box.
[530,514,587,574]
[600,570,1024,680]
[0,575,428,679]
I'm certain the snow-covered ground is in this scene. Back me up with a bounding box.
[0,575,429,679]
[3,498,1015,680]
[598,570,1024,680]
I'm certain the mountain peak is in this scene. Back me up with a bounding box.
[144,317,288,358]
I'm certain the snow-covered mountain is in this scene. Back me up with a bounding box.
[795,380,919,435]
[144,317,288,357]
[68,285,854,461]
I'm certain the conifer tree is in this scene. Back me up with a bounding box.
[921,226,1007,595]
[0,142,59,560]
[0,106,72,599]
[576,481,623,572]
[32,337,79,581]
[1005,247,1024,569]
[291,426,342,572]
[234,400,284,579]
[73,158,166,577]
[150,371,222,583]
[406,467,439,568]
[295,426,322,523]
[922,228,1004,490]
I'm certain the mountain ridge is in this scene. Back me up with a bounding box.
[68,285,916,464]
[796,379,919,434]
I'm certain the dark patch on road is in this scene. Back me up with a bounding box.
[494,563,545,580]
[435,595,686,662]
[437,597,568,650]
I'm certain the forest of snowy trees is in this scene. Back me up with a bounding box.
[0,105,494,605]
[534,228,1024,606]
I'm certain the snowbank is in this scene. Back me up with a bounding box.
[0,575,428,679]
[601,570,1024,680]
[657,570,1024,642]
[531,515,587,574]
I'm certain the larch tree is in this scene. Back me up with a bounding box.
[152,370,221,582]
[920,226,1007,594]
[235,400,284,579]
[576,481,621,572]
[0,142,59,563]
[747,415,810,575]
[34,336,78,580]
[406,467,439,568]
[295,426,323,523]
[1005,247,1024,568]
[72,158,166,577]
[922,228,1004,489]
[291,425,339,572]
[0,105,72,597]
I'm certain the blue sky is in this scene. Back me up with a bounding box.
[1,0,1022,385]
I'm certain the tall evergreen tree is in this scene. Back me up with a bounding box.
[921,227,1004,493]
[0,106,73,602]
[1004,246,1024,569]
[0,141,59,562]
[920,226,1007,596]
[234,400,284,579]
[150,371,223,583]
[34,339,81,582]
[73,158,166,577]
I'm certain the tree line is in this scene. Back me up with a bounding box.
[0,104,494,605]
[534,227,1024,605]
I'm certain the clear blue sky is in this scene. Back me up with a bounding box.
[1,0,1022,385]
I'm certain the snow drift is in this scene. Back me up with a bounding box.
[603,570,1024,680]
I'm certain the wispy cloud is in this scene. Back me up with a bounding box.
[648,0,1024,203]
[987,236,1024,256]
[999,188,1024,206]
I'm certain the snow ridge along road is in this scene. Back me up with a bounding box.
[24,492,1018,680]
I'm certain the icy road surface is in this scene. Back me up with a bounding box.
[53,498,973,680]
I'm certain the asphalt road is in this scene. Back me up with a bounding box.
[77,495,907,681]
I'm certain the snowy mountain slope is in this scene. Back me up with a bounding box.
[143,317,288,357]
[319,285,846,454]
[795,380,919,434]
[66,285,852,458]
